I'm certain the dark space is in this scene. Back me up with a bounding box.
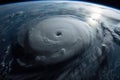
[87,0,120,9]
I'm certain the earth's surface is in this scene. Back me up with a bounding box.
[0,1,120,80]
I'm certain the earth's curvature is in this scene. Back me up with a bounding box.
[0,1,120,80]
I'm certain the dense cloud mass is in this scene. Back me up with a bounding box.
[0,1,120,80]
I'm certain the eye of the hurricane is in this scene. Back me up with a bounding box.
[56,31,62,37]
[17,15,92,65]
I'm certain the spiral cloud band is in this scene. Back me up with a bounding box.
[17,15,95,64]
